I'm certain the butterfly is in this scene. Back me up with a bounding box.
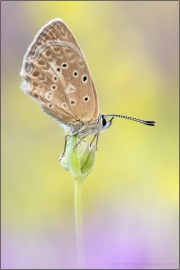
[20,18,156,157]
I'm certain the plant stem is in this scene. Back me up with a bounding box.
[74,177,85,268]
[62,133,94,268]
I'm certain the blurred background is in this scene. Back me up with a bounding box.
[1,1,178,269]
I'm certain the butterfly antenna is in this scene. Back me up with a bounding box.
[104,114,156,126]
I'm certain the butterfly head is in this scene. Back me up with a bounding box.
[100,114,113,131]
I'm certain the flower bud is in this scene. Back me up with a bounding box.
[60,135,96,181]
[81,145,96,180]
[79,141,91,168]
[60,156,69,171]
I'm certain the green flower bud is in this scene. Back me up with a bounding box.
[60,134,96,182]
[81,145,96,180]
[79,141,91,168]
[65,135,81,180]
[60,156,69,171]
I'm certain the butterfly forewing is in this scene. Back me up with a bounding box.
[20,18,99,125]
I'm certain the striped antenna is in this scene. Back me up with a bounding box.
[104,114,156,126]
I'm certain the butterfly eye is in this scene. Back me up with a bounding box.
[61,62,68,69]
[73,70,79,77]
[102,117,107,127]
[82,75,88,83]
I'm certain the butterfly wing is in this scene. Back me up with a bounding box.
[20,18,99,125]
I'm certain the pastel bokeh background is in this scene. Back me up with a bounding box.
[1,1,178,269]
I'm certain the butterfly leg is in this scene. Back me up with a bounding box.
[95,133,100,151]
[73,130,92,150]
[90,134,97,147]
[90,132,100,150]
[59,134,71,161]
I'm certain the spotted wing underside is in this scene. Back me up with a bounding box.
[20,18,99,125]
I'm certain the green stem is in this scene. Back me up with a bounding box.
[61,133,95,268]
[74,177,85,268]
